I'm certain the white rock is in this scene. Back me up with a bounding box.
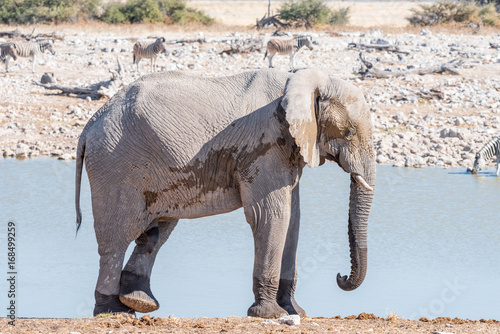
[15,149,28,159]
[261,319,279,325]
[58,153,73,160]
[405,156,416,167]
[376,155,389,164]
[420,29,432,36]
[51,149,64,156]
[278,314,300,326]
[393,161,405,168]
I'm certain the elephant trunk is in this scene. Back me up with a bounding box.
[337,159,375,291]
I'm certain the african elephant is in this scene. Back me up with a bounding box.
[75,68,376,318]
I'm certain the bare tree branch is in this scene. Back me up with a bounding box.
[348,42,409,55]
[358,52,463,78]
[32,57,124,99]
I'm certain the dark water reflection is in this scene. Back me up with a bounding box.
[0,158,498,319]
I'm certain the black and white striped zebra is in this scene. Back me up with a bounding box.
[1,41,55,73]
[133,37,167,73]
[264,36,314,69]
[0,43,19,72]
[469,136,500,176]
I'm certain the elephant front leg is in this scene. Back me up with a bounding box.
[277,184,307,316]
[243,187,292,318]
[119,220,178,313]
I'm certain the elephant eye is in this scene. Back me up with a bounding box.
[345,128,356,140]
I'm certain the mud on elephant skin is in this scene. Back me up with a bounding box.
[75,68,376,318]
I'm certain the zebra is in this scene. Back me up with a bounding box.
[468,136,500,176]
[132,37,167,73]
[0,43,19,72]
[1,41,55,73]
[264,35,314,69]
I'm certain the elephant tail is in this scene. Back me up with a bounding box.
[264,50,268,60]
[75,131,86,234]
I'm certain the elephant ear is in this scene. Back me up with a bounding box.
[281,69,330,168]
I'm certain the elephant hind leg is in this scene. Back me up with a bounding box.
[120,220,178,313]
[94,240,135,316]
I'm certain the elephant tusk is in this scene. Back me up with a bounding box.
[353,174,373,192]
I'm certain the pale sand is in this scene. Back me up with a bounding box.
[189,1,427,27]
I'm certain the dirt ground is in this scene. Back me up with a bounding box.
[1,314,500,333]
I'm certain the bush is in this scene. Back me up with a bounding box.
[0,0,213,25]
[170,7,214,25]
[0,0,101,24]
[160,0,214,25]
[100,0,214,25]
[408,1,499,26]
[99,2,127,24]
[278,0,349,28]
[328,7,350,25]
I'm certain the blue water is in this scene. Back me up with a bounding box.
[0,158,499,320]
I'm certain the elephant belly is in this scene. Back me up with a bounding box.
[146,186,243,221]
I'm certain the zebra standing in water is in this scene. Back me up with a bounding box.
[0,43,19,72]
[133,37,167,73]
[468,136,500,176]
[264,36,314,70]
[1,40,55,73]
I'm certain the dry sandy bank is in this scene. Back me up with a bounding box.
[1,314,500,333]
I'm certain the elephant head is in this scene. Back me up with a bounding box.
[281,69,376,291]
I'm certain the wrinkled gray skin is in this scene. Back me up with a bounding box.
[75,68,376,318]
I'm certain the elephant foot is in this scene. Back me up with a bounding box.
[247,300,288,318]
[278,299,307,317]
[277,279,307,317]
[94,291,136,317]
[119,271,159,313]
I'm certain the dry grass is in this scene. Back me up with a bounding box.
[2,21,498,39]
[387,311,399,322]
[1,20,499,40]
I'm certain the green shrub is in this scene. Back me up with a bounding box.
[407,1,499,26]
[125,0,163,23]
[0,0,213,25]
[159,0,214,24]
[171,7,214,24]
[0,0,101,24]
[328,7,350,25]
[278,0,349,28]
[100,2,128,24]
[158,0,186,17]
[100,0,213,25]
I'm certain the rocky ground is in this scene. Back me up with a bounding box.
[1,314,500,333]
[1,25,500,170]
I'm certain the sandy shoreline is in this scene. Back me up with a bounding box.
[1,314,500,333]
